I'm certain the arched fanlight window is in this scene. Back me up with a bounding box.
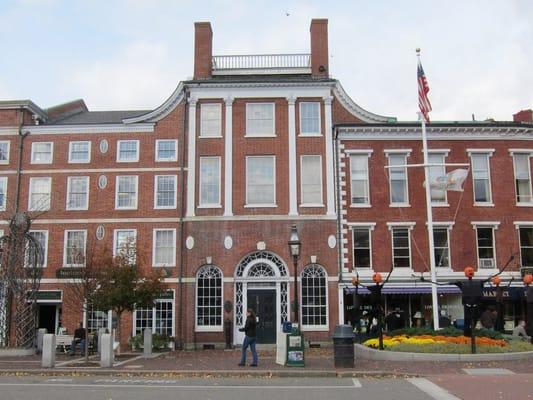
[196,265,223,330]
[301,264,328,327]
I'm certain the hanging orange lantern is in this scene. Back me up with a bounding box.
[351,276,359,286]
[464,266,475,278]
[491,276,501,286]
[372,272,383,283]
[524,274,533,286]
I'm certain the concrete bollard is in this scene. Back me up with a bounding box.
[143,328,152,358]
[37,328,47,354]
[41,334,56,368]
[97,328,106,354]
[100,333,114,368]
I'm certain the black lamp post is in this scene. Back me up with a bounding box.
[288,224,301,329]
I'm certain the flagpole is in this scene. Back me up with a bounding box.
[421,115,441,330]
[417,48,440,330]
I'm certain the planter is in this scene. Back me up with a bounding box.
[354,344,533,362]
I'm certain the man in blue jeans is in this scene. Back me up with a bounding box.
[238,308,258,366]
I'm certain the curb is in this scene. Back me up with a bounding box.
[0,368,417,379]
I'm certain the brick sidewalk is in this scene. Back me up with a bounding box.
[1,348,532,376]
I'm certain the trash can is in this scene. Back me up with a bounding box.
[332,324,355,368]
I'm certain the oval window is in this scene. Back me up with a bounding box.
[99,139,109,154]
[98,175,107,189]
[96,225,105,241]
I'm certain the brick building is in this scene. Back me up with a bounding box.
[337,114,533,330]
[0,19,532,349]
[0,19,394,349]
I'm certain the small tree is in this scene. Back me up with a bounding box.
[63,241,110,364]
[92,243,165,354]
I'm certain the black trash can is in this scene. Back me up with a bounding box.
[332,324,355,368]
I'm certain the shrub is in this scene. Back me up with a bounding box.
[129,333,173,351]
[388,326,503,340]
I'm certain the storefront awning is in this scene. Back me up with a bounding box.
[344,286,461,295]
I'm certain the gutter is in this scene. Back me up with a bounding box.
[15,108,29,212]
[333,126,343,284]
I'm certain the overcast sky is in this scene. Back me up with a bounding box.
[1,0,531,122]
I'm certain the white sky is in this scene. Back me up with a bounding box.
[1,0,532,121]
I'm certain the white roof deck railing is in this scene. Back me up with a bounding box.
[212,53,311,75]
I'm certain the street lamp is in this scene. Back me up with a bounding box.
[288,224,301,329]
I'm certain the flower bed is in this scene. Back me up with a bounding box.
[364,334,507,350]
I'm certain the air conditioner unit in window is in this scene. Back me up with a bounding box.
[479,258,495,269]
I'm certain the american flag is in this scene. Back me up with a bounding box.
[417,59,432,122]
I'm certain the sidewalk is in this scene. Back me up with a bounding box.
[1,348,532,377]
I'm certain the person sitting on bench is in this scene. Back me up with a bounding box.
[69,322,86,356]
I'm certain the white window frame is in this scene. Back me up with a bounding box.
[300,264,329,331]
[132,291,175,338]
[349,152,372,207]
[0,141,10,164]
[198,156,221,208]
[300,155,323,207]
[31,142,53,164]
[245,155,276,207]
[516,224,533,268]
[195,265,224,332]
[200,103,222,138]
[152,228,176,267]
[154,175,177,209]
[68,141,91,164]
[245,102,275,137]
[63,230,87,267]
[511,152,533,206]
[28,177,52,211]
[387,222,415,270]
[299,101,321,136]
[116,140,140,162]
[468,150,494,206]
[155,139,178,162]
[28,230,49,268]
[350,223,376,270]
[113,229,137,262]
[0,177,7,211]
[432,225,452,269]
[115,176,139,210]
[428,152,448,206]
[472,223,499,270]
[386,150,410,207]
[66,176,89,210]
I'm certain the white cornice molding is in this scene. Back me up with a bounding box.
[332,81,396,124]
[0,127,18,136]
[122,82,186,124]
[22,123,154,134]
[338,125,533,140]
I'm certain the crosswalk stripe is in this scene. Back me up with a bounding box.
[407,378,460,400]
[352,378,361,388]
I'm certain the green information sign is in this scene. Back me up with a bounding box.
[286,332,305,367]
[36,291,62,301]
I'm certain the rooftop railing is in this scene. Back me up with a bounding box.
[212,54,311,74]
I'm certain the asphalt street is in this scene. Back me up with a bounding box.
[0,376,455,400]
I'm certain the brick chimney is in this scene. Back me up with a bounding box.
[513,109,533,123]
[194,22,213,80]
[310,19,329,78]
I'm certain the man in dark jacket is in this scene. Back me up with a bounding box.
[238,309,258,366]
[69,322,86,356]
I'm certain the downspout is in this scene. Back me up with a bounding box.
[176,88,189,350]
[15,108,29,212]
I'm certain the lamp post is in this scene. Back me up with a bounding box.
[288,224,301,329]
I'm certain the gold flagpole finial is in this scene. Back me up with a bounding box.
[416,48,421,55]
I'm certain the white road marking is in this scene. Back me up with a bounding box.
[352,378,361,388]
[462,368,515,375]
[0,382,358,390]
[407,378,460,400]
[45,378,73,383]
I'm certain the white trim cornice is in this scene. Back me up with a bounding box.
[332,82,396,123]
[22,124,154,134]
[338,125,533,141]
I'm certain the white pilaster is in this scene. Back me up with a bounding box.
[287,96,298,216]
[324,96,335,216]
[186,98,197,217]
[224,97,234,216]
